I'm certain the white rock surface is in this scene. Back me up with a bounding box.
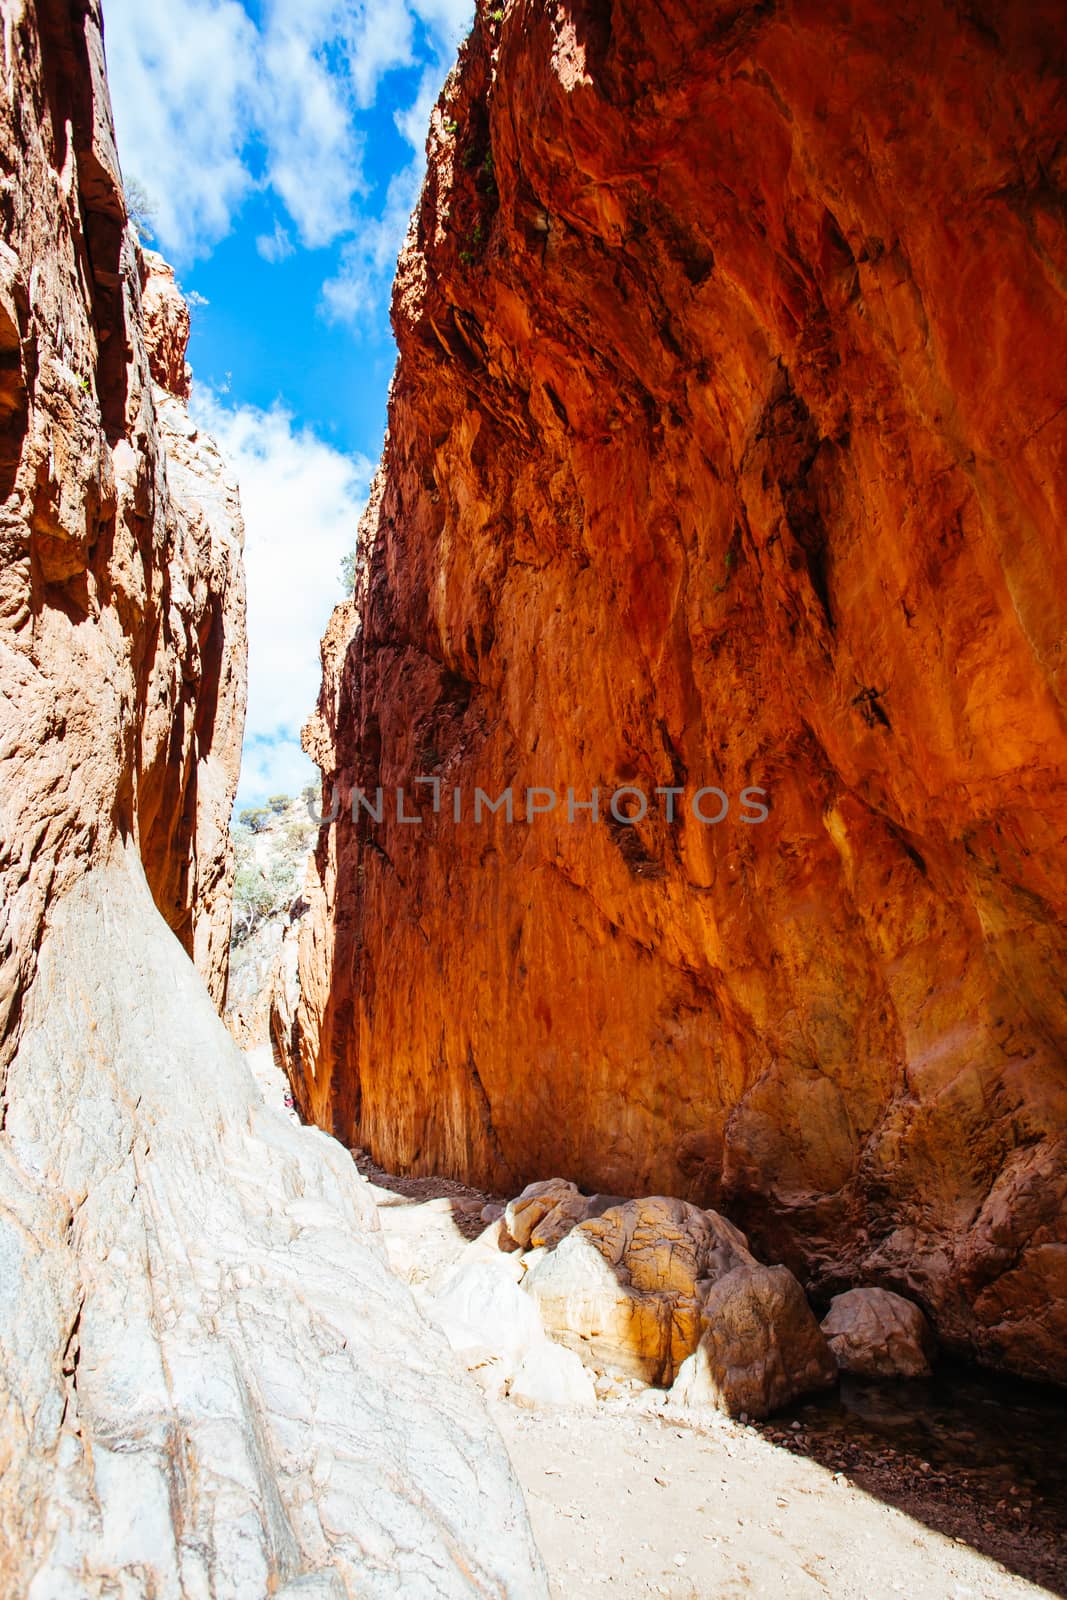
[431,1255,542,1364]
[509,1344,597,1410]
[0,852,547,1598]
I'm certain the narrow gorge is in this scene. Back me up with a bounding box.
[0,0,1064,1596]
[279,0,1067,1389]
[0,2,542,1594]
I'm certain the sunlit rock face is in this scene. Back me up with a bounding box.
[0,3,547,1593]
[0,0,246,1014]
[283,0,1067,1382]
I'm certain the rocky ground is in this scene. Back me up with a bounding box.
[318,1140,1064,1600]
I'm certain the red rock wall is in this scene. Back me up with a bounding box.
[0,0,246,1047]
[284,0,1067,1380]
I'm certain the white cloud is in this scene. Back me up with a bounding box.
[258,16,365,247]
[105,0,475,265]
[192,386,373,803]
[410,0,474,42]
[256,219,296,262]
[237,735,320,806]
[104,0,258,260]
[321,158,422,324]
[393,64,442,150]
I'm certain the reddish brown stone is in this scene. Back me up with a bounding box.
[281,0,1067,1381]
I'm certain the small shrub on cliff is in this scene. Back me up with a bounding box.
[231,828,305,944]
[267,793,289,815]
[124,176,157,241]
[238,805,270,834]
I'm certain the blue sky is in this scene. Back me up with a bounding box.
[103,0,473,804]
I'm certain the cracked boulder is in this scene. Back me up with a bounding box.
[820,1287,936,1379]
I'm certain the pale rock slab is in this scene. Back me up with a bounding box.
[509,1344,597,1411]
[0,855,547,1598]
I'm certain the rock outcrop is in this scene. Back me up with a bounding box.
[0,0,245,1015]
[226,795,316,1049]
[282,0,1067,1383]
[0,2,545,1593]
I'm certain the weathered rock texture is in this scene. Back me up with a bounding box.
[0,3,245,1015]
[821,1286,935,1379]
[0,2,545,1594]
[671,1263,837,1419]
[284,0,1067,1383]
[227,797,316,1049]
[523,1196,755,1385]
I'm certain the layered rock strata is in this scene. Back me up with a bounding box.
[0,2,545,1592]
[283,0,1067,1382]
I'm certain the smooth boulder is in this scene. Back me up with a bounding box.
[509,1343,597,1410]
[821,1287,935,1378]
[671,1264,838,1418]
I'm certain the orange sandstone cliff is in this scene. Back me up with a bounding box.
[0,5,544,1591]
[281,0,1067,1382]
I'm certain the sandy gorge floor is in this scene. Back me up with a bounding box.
[492,1403,1026,1600]
[246,1050,1062,1599]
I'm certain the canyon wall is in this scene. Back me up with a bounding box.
[283,0,1067,1383]
[0,2,544,1592]
[0,1,245,1014]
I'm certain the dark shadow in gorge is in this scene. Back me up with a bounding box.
[755,1362,1067,1596]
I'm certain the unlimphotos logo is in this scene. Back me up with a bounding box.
[307,781,770,827]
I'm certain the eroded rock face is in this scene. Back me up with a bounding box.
[284,0,1067,1382]
[1,854,547,1596]
[0,2,545,1592]
[0,0,245,1016]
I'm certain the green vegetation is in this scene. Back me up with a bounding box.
[230,809,316,945]
[232,836,295,942]
[267,793,289,814]
[713,546,735,595]
[237,805,270,833]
